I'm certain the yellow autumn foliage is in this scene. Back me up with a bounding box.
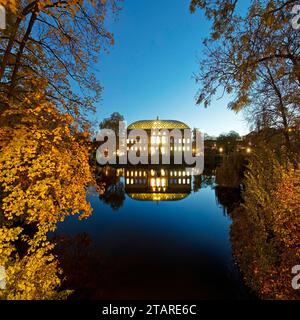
[231,148,300,299]
[0,95,93,300]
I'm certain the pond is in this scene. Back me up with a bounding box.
[55,166,252,299]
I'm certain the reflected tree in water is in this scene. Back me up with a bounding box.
[192,175,202,193]
[96,166,125,210]
[215,187,242,216]
[53,233,106,300]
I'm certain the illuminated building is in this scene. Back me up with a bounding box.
[124,167,192,202]
[126,118,191,164]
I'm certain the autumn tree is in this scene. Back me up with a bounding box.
[0,95,94,299]
[0,0,120,299]
[0,0,119,124]
[230,147,300,299]
[190,0,300,150]
[244,62,300,150]
[191,1,300,299]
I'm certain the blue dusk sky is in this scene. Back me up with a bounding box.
[94,0,250,137]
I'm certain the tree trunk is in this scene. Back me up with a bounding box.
[8,8,38,98]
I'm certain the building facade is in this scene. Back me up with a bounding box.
[126,118,192,164]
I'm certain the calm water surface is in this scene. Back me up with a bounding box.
[55,167,251,299]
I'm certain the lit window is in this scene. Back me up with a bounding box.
[156,178,161,187]
[162,178,166,187]
[150,178,155,187]
[126,178,130,184]
[183,179,186,184]
[131,179,134,184]
[179,179,182,184]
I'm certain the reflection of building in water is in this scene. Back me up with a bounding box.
[124,167,192,202]
[126,119,193,163]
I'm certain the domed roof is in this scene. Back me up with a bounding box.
[128,193,189,202]
[128,119,189,130]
